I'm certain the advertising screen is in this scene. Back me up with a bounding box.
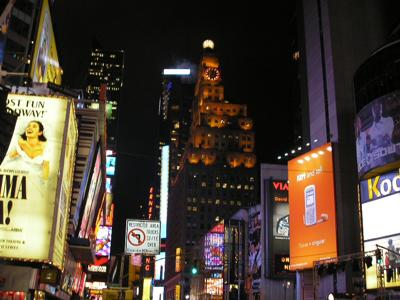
[154,252,165,281]
[95,226,112,257]
[0,94,71,268]
[204,232,224,270]
[266,179,292,277]
[288,143,337,270]
[106,156,116,176]
[248,205,262,291]
[355,90,400,178]
[29,0,62,84]
[360,170,400,289]
[79,149,102,238]
[205,278,223,296]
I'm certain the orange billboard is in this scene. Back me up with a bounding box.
[288,142,337,270]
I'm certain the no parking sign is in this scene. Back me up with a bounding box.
[125,219,160,255]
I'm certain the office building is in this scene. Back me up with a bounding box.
[85,48,124,150]
[296,0,400,297]
[165,40,258,300]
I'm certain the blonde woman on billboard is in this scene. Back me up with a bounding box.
[8,120,49,180]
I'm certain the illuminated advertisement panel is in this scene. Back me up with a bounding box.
[106,177,112,192]
[154,252,165,280]
[288,143,337,270]
[160,145,169,239]
[79,149,102,238]
[29,0,62,84]
[248,205,262,292]
[142,277,152,300]
[204,232,224,270]
[205,278,223,296]
[0,94,71,268]
[153,287,164,300]
[265,179,292,278]
[106,156,116,176]
[95,226,112,257]
[360,170,400,289]
[355,90,400,178]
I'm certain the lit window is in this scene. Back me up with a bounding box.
[230,201,235,205]
[237,184,242,189]
[192,207,198,212]
[222,183,227,189]
[215,199,221,205]
[216,182,221,188]
[237,201,242,206]
[244,185,249,190]
[201,182,207,187]
[187,206,192,211]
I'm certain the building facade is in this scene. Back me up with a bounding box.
[165,41,258,300]
[296,0,400,298]
[85,48,124,150]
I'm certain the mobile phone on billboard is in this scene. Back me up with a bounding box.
[304,184,317,226]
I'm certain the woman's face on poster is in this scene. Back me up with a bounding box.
[25,121,42,139]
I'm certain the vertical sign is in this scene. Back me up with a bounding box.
[288,143,337,270]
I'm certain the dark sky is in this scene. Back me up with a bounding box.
[53,1,299,251]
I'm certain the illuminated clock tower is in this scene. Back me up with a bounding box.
[165,40,257,299]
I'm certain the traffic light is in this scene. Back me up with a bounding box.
[191,260,198,275]
[191,266,198,275]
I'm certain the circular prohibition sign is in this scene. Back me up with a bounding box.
[128,228,146,246]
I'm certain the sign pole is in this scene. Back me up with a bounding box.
[119,254,126,300]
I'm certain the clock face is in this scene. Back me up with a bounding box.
[204,67,220,81]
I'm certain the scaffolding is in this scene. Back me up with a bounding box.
[312,250,376,299]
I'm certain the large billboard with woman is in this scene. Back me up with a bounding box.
[0,94,75,269]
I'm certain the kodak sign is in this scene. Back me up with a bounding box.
[360,169,400,202]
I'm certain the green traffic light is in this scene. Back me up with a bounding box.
[191,267,198,275]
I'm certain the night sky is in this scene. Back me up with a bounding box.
[53,1,299,250]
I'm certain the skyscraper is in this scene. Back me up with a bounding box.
[296,0,400,296]
[165,41,258,299]
[86,48,124,150]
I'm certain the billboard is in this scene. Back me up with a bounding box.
[355,90,400,178]
[106,156,116,176]
[0,94,74,269]
[160,145,169,239]
[360,170,400,289]
[248,205,262,292]
[29,0,62,84]
[204,232,224,270]
[95,226,112,257]
[79,148,102,238]
[288,143,337,270]
[265,179,292,277]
